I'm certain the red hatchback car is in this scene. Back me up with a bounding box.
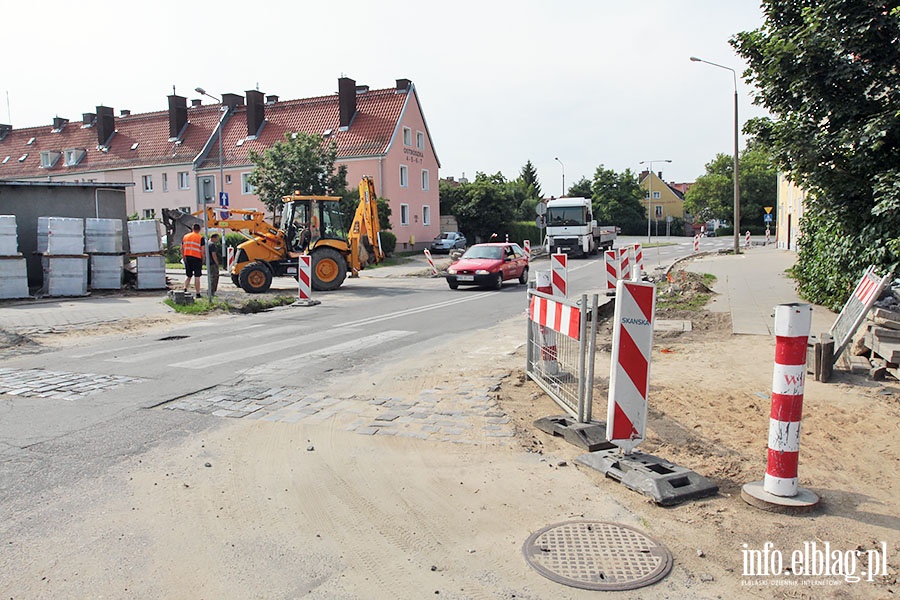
[445,242,529,290]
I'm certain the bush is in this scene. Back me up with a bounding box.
[224,233,245,250]
[379,231,397,255]
[165,245,183,263]
[506,221,543,247]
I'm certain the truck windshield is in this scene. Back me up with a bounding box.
[547,206,587,226]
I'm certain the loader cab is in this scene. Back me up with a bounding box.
[281,197,348,251]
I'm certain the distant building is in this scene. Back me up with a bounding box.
[776,172,806,251]
[639,171,686,234]
[0,77,440,250]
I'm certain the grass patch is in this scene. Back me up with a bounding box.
[164,294,296,315]
[656,271,717,312]
[367,256,415,269]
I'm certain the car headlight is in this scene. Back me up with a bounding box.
[475,269,490,275]
[447,267,457,275]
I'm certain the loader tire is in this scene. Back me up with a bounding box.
[238,262,273,294]
[312,248,347,291]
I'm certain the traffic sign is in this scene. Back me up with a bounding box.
[764,214,773,223]
[764,206,773,214]
[219,192,229,206]
[536,215,546,229]
[536,202,547,216]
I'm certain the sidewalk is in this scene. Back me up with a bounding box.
[682,245,837,336]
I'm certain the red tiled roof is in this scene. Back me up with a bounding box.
[0,85,410,178]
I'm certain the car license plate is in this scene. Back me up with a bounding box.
[457,275,474,282]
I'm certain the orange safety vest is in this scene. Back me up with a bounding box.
[182,232,203,259]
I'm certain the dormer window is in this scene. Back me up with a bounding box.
[40,151,62,168]
[64,148,86,166]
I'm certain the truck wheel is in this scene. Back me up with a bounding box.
[231,274,240,287]
[312,247,347,291]
[238,262,273,293]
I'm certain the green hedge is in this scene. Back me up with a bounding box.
[380,231,397,255]
[506,222,543,247]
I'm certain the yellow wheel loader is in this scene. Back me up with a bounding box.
[201,176,384,293]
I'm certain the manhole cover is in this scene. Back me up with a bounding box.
[522,520,672,591]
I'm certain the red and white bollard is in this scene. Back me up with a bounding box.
[423,248,438,276]
[523,239,531,260]
[766,228,771,245]
[535,270,558,375]
[745,230,751,247]
[293,254,320,306]
[607,279,656,453]
[604,249,619,294]
[226,246,235,271]
[742,303,819,511]
[693,234,700,253]
[550,252,567,298]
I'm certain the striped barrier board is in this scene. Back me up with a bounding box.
[633,243,643,273]
[529,295,581,340]
[226,246,235,271]
[693,235,700,252]
[745,231,751,246]
[551,252,567,298]
[604,249,619,292]
[423,248,438,276]
[523,239,531,259]
[619,247,630,281]
[297,254,312,300]
[607,279,656,453]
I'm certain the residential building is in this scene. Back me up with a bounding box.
[0,77,440,250]
[776,172,806,251]
[639,170,686,235]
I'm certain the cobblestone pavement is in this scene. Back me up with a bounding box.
[164,374,516,446]
[0,367,144,401]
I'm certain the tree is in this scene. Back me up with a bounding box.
[567,177,592,200]
[512,160,543,220]
[732,1,900,309]
[684,144,776,227]
[438,178,468,216]
[452,172,517,242]
[590,166,646,235]
[247,132,347,216]
[518,160,542,199]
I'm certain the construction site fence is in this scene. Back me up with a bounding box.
[525,289,600,423]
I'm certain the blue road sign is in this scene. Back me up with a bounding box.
[219,192,229,206]
[764,213,773,223]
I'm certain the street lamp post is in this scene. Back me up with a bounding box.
[554,157,565,197]
[195,87,227,299]
[690,56,741,254]
[639,159,671,244]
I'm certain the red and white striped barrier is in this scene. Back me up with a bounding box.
[523,239,531,260]
[766,228,771,245]
[530,294,581,341]
[535,270,558,375]
[604,249,619,293]
[633,243,644,274]
[618,247,630,281]
[297,254,312,300]
[745,230,751,247]
[764,304,812,497]
[551,252,567,298]
[693,234,700,252]
[423,248,438,276]
[606,280,656,453]
[226,246,235,271]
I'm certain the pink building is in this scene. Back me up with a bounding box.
[0,77,440,250]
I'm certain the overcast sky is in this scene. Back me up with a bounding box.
[3,0,767,196]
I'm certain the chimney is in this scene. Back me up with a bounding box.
[658,171,663,179]
[52,117,68,131]
[222,93,244,112]
[396,78,411,92]
[338,77,356,129]
[246,89,265,137]
[82,112,96,127]
[96,106,115,146]
[265,94,279,104]
[167,94,188,140]
[120,109,131,117]
[0,124,11,141]
[191,98,202,107]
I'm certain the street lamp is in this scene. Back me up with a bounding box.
[639,159,671,244]
[554,157,565,197]
[690,56,741,254]
[195,87,227,299]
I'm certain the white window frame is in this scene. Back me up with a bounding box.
[142,208,156,219]
[655,205,663,218]
[400,203,410,226]
[416,131,425,150]
[421,169,429,191]
[399,165,409,188]
[142,175,153,192]
[177,171,190,190]
[241,172,256,195]
[653,191,661,199]
[423,205,431,226]
[64,149,84,166]
[40,151,61,168]
[403,127,411,146]
[162,173,169,192]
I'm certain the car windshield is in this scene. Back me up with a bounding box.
[462,245,502,260]
[547,206,587,226]
[436,233,451,240]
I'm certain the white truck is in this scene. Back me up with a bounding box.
[544,197,616,257]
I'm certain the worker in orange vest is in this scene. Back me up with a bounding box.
[182,223,206,296]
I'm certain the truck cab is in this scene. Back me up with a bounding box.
[544,197,615,257]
